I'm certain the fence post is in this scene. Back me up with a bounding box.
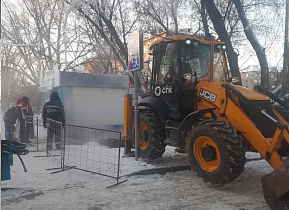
[117,132,121,184]
[62,125,66,169]
[37,117,39,151]
[46,121,49,156]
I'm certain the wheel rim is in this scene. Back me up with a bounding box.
[193,136,220,172]
[138,123,148,150]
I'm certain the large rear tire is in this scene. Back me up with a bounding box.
[137,110,166,159]
[186,119,246,184]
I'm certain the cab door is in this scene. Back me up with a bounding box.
[152,42,181,118]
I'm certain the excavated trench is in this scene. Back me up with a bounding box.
[126,157,263,177]
[128,165,191,176]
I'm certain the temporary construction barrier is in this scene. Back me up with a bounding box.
[43,118,123,187]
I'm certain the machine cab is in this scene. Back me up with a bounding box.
[146,36,229,119]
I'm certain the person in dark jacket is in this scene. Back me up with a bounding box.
[18,97,31,143]
[42,91,66,150]
[3,99,21,140]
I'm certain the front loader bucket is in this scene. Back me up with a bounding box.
[261,158,289,210]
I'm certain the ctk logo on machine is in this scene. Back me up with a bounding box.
[154,86,173,96]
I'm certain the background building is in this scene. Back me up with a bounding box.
[240,65,282,90]
[39,71,129,132]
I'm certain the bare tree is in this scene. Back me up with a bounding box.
[201,0,242,84]
[1,0,96,108]
[281,0,289,97]
[233,0,270,88]
[135,0,201,36]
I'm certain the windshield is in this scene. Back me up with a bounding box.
[179,41,228,82]
[180,44,210,79]
[156,42,178,85]
[212,50,228,82]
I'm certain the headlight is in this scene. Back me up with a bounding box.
[215,44,226,50]
[185,39,200,46]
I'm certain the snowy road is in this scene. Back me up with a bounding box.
[1,139,272,210]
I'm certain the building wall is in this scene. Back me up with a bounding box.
[241,71,261,89]
[39,72,129,132]
[61,86,73,126]
[240,65,282,90]
[67,86,125,131]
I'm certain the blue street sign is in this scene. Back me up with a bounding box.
[128,30,143,71]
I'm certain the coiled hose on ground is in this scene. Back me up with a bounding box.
[1,140,29,172]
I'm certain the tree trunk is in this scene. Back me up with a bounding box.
[202,0,242,85]
[200,1,210,40]
[281,0,289,97]
[232,0,269,89]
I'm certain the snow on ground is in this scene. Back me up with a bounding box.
[1,127,272,210]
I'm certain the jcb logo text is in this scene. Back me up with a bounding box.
[199,88,217,103]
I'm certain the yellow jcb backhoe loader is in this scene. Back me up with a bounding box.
[123,35,289,209]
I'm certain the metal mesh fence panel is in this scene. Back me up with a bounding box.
[46,119,63,167]
[64,124,121,181]
[25,116,41,152]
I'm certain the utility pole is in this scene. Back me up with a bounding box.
[0,0,1,40]
[281,0,289,97]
